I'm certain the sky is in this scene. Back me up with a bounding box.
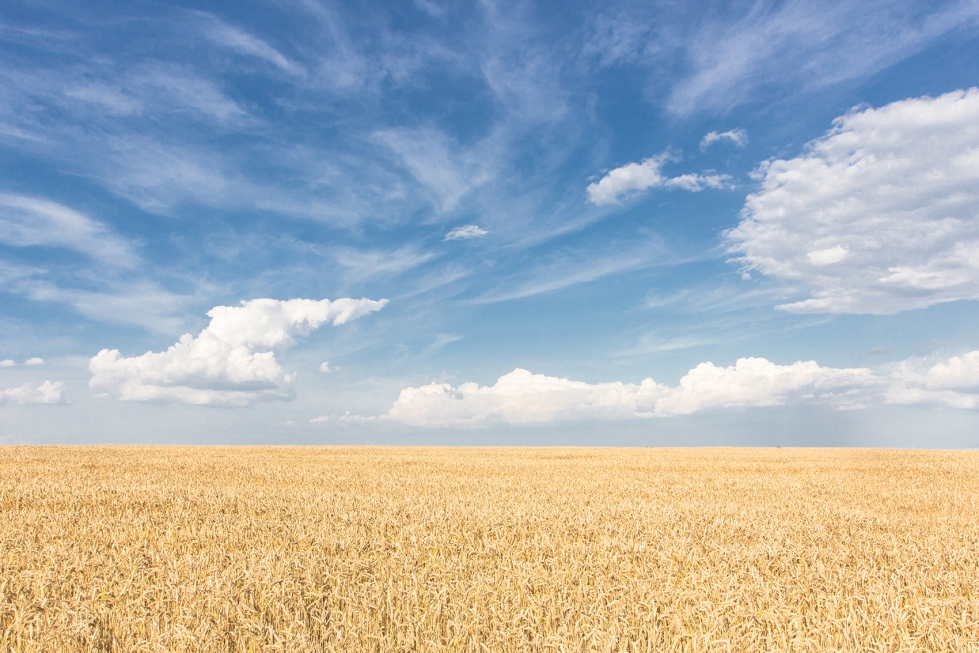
[2,0,979,446]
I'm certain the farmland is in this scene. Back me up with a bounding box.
[1,446,977,651]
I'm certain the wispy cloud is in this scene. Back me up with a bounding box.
[615,335,714,357]
[55,61,250,125]
[332,245,438,282]
[9,276,198,334]
[667,0,979,115]
[196,13,304,76]
[584,0,979,117]
[374,128,494,214]
[470,236,676,304]
[0,194,209,333]
[0,194,138,267]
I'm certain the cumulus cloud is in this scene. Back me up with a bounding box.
[700,129,748,151]
[386,368,669,425]
[444,225,488,240]
[319,361,331,373]
[886,350,979,409]
[344,358,876,426]
[0,380,64,405]
[331,350,979,426]
[89,297,386,406]
[309,412,380,424]
[727,89,979,314]
[653,358,878,415]
[0,194,138,268]
[587,153,731,205]
[0,358,44,367]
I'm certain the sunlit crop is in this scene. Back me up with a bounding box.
[1,446,977,651]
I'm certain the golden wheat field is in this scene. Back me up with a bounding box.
[1,446,978,652]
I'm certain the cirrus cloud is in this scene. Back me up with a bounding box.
[0,194,138,268]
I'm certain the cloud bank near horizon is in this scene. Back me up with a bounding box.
[314,350,979,426]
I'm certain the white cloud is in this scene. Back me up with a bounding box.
[385,368,668,426]
[700,129,747,151]
[727,89,979,314]
[319,361,331,373]
[886,350,979,409]
[807,246,848,266]
[89,297,386,406]
[920,350,979,389]
[0,381,64,405]
[653,358,878,415]
[0,360,15,367]
[377,358,877,426]
[664,173,731,192]
[351,350,979,426]
[23,358,43,366]
[445,225,488,240]
[0,194,138,268]
[587,153,731,205]
[309,411,380,424]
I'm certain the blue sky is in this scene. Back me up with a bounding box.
[2,0,979,445]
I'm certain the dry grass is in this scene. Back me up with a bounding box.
[1,446,977,652]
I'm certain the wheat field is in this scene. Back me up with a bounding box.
[0,446,977,652]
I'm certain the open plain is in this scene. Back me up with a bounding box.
[1,446,977,652]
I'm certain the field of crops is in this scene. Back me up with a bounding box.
[1,446,977,651]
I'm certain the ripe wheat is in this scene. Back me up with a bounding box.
[1,446,977,651]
